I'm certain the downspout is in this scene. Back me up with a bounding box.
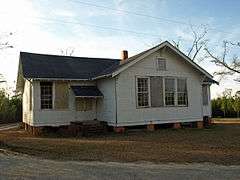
[114,77,118,127]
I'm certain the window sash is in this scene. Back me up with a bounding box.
[177,79,187,106]
[165,92,175,106]
[156,58,166,71]
[164,78,175,106]
[40,82,53,109]
[137,77,150,107]
[136,76,188,108]
[177,92,188,106]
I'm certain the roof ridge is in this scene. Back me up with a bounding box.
[20,51,121,61]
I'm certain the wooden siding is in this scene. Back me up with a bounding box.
[115,47,208,126]
[96,78,116,125]
[54,82,69,110]
[31,80,97,126]
[22,80,33,125]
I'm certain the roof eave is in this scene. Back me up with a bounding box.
[92,74,113,80]
[29,77,92,81]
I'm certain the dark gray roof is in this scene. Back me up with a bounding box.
[20,52,120,79]
[71,86,103,97]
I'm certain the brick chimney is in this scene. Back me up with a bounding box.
[121,50,128,61]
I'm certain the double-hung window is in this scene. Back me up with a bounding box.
[40,82,53,109]
[137,77,150,107]
[156,58,166,71]
[177,79,188,106]
[164,78,175,106]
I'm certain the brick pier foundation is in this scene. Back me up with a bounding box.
[173,122,181,129]
[114,126,125,133]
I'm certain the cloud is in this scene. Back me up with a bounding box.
[52,9,76,18]
[0,0,239,98]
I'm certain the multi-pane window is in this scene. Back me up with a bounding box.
[76,98,93,111]
[165,78,175,106]
[177,79,188,106]
[156,58,166,71]
[40,82,53,109]
[137,78,149,107]
[202,85,208,105]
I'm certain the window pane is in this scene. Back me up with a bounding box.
[137,78,149,107]
[165,92,175,105]
[40,82,53,109]
[165,78,175,91]
[177,92,187,105]
[177,79,187,92]
[177,79,188,106]
[157,58,166,71]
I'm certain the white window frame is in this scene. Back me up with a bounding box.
[156,57,166,71]
[136,76,151,108]
[40,81,54,110]
[177,78,188,106]
[164,77,176,106]
[163,77,188,107]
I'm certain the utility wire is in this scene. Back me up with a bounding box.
[69,0,189,25]
[68,0,238,35]
[0,12,229,48]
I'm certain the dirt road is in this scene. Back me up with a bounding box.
[0,151,239,180]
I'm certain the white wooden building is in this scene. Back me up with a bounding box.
[16,41,217,131]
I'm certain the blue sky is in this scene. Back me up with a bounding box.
[0,0,239,97]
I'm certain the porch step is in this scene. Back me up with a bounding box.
[70,120,107,136]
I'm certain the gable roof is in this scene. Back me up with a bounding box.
[19,52,120,80]
[17,41,217,92]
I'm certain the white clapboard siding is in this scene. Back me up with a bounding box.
[115,47,207,126]
[96,78,116,125]
[31,80,97,127]
[22,80,33,125]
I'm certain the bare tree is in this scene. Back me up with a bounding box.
[205,41,240,82]
[0,32,13,84]
[172,25,209,62]
[60,47,75,56]
[171,25,239,82]
[0,32,13,50]
[187,25,208,61]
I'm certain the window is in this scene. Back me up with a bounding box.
[156,58,166,71]
[137,77,149,107]
[40,82,53,109]
[202,85,208,105]
[177,79,188,106]
[165,78,175,106]
[76,98,93,111]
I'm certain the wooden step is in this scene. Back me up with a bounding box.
[70,120,107,137]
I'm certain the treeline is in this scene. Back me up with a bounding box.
[0,89,22,124]
[212,89,240,118]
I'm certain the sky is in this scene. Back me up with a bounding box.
[0,0,239,97]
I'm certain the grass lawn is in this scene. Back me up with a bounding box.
[0,124,240,165]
